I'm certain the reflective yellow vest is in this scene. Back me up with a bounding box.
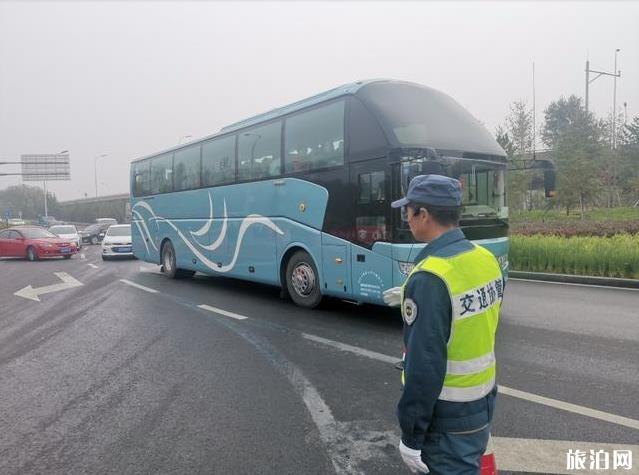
[401,243,503,402]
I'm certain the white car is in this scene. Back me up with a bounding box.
[48,224,82,249]
[101,224,133,260]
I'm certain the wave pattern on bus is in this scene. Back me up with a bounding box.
[132,199,284,273]
[189,194,229,252]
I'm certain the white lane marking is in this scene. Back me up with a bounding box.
[493,437,639,474]
[87,263,99,269]
[139,263,162,274]
[499,386,639,431]
[14,272,83,302]
[119,279,158,293]
[303,333,639,431]
[79,253,86,260]
[197,304,248,320]
[509,277,639,292]
[302,333,398,364]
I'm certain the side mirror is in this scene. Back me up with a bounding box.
[544,170,556,198]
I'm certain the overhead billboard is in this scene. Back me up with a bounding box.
[21,153,70,181]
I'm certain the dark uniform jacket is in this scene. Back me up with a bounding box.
[398,228,499,450]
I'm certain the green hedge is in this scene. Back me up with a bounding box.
[509,234,639,279]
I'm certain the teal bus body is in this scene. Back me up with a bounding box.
[131,80,509,306]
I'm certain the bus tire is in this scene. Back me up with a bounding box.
[161,240,194,279]
[285,250,322,308]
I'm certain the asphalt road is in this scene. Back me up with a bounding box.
[1,247,637,474]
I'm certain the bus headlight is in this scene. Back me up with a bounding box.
[398,261,415,276]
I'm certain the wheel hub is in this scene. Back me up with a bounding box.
[292,263,315,297]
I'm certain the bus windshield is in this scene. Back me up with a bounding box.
[398,154,505,220]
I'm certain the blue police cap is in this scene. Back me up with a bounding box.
[391,174,462,208]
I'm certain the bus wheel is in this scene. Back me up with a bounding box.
[286,250,322,308]
[161,240,194,279]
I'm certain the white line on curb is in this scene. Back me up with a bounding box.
[119,279,158,293]
[197,304,248,320]
[508,277,639,292]
[303,333,639,431]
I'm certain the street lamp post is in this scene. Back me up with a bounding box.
[612,49,620,150]
[94,153,107,197]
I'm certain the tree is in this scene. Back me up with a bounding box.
[541,95,601,148]
[554,130,601,216]
[507,100,534,155]
[541,96,606,215]
[0,185,60,220]
[502,100,536,211]
[495,125,515,158]
[618,115,639,205]
[620,115,639,147]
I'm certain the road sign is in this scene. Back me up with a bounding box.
[21,153,71,181]
[4,209,11,219]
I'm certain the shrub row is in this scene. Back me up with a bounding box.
[511,220,639,237]
[509,234,639,279]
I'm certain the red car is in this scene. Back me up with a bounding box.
[0,226,79,261]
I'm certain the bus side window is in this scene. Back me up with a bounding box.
[284,100,345,173]
[202,135,236,186]
[132,159,150,197]
[150,153,173,194]
[173,144,201,191]
[238,122,281,181]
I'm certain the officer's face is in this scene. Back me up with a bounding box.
[407,205,442,242]
[406,205,426,240]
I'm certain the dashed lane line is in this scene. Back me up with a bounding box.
[119,279,158,293]
[303,333,639,431]
[197,304,249,320]
[87,263,99,269]
[302,333,398,365]
[117,288,639,432]
[499,386,639,431]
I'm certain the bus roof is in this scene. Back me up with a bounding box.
[220,79,381,133]
[131,79,505,163]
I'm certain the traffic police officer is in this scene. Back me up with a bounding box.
[383,175,503,474]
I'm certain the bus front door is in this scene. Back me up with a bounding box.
[349,159,392,302]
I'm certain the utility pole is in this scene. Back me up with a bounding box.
[585,51,621,115]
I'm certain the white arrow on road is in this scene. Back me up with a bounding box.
[14,272,83,302]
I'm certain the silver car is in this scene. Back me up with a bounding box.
[48,224,82,249]
[101,224,133,260]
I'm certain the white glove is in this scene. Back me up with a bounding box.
[399,441,429,473]
[383,287,402,307]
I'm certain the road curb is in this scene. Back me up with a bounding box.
[508,271,639,289]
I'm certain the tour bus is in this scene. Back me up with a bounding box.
[130,80,509,308]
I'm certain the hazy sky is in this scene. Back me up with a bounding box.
[1,1,637,201]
